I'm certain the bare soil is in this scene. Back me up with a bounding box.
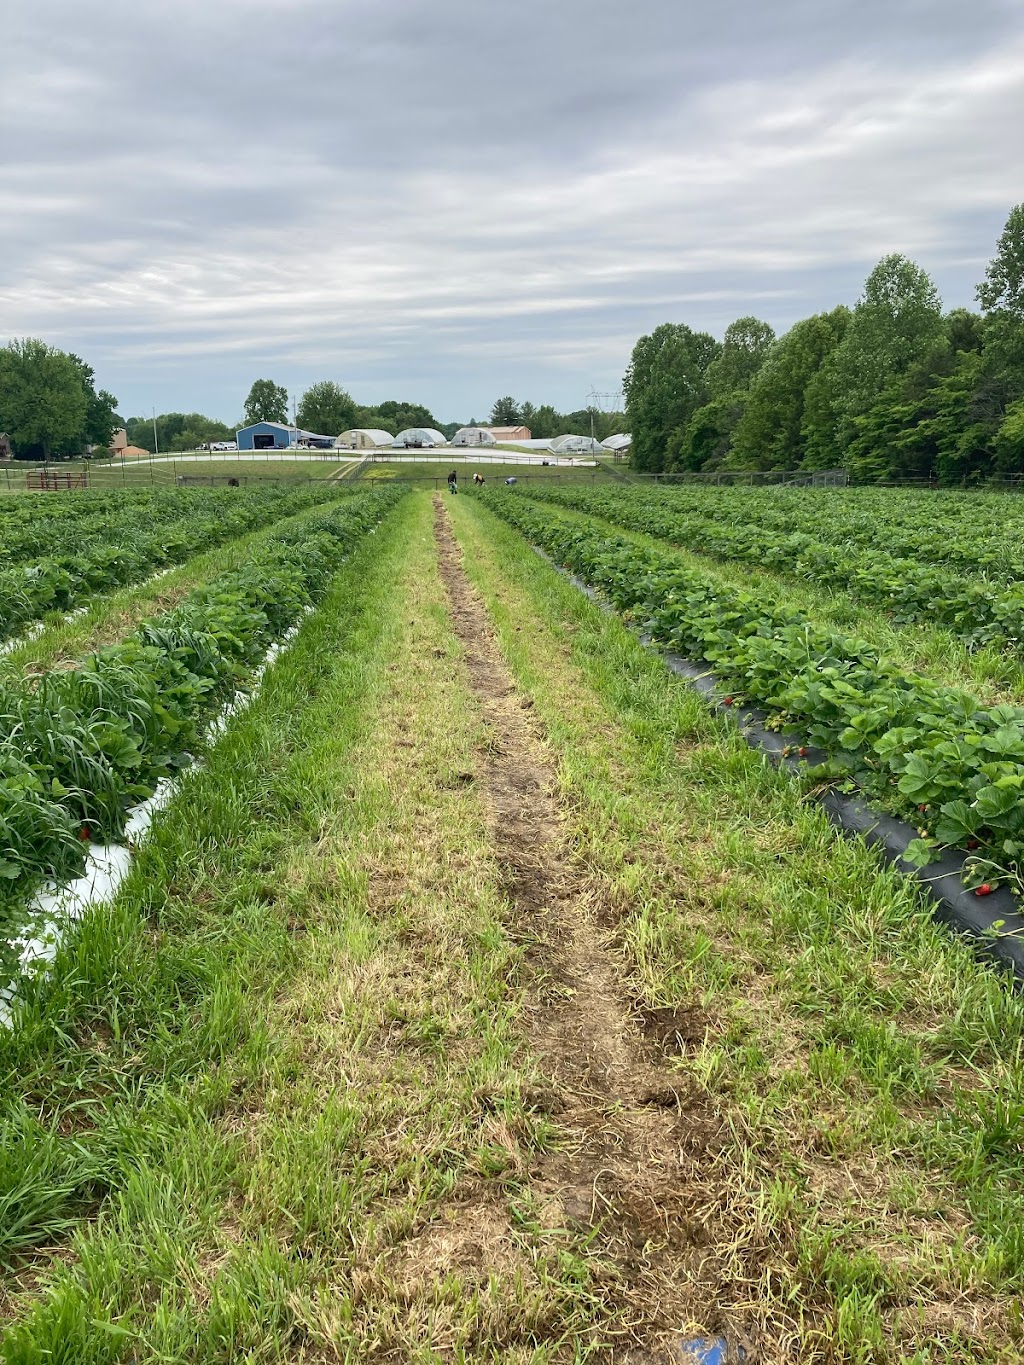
[433,499,747,1362]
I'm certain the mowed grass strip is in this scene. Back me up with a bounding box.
[0,493,605,1362]
[448,492,1024,1364]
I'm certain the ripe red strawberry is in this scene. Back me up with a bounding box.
[967,839,980,850]
[723,696,734,706]
[798,746,808,758]
[79,825,91,842]
[975,883,993,896]
[918,804,929,813]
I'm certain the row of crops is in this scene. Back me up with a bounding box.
[634,483,1024,579]
[0,486,404,956]
[506,484,1024,652]
[481,489,1024,891]
[0,483,359,643]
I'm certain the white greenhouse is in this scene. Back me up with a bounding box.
[335,429,395,450]
[601,433,632,452]
[451,427,497,446]
[392,428,447,448]
[549,434,604,455]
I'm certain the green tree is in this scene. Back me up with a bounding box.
[668,394,746,471]
[529,404,560,439]
[799,352,848,471]
[124,412,235,452]
[243,379,288,425]
[296,381,357,436]
[489,396,522,425]
[994,398,1024,473]
[623,323,720,472]
[732,307,850,470]
[355,400,438,434]
[706,316,776,399]
[0,338,89,459]
[836,255,944,422]
[801,255,944,468]
[68,355,119,450]
[977,204,1024,388]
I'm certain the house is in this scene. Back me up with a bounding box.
[483,425,531,442]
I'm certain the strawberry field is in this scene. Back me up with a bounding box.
[4,481,1024,1363]
[0,483,361,644]
[484,483,1024,898]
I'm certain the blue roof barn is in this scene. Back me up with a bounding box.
[236,421,335,450]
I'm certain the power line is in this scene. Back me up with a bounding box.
[587,388,623,413]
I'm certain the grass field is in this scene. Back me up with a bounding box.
[3,483,1024,1361]
[0,455,618,493]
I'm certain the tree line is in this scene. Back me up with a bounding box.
[0,339,629,461]
[124,384,452,452]
[625,205,1024,483]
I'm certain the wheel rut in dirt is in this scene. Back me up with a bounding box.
[433,498,735,1362]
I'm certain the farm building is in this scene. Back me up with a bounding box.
[236,421,335,451]
[392,428,447,448]
[601,433,632,453]
[451,427,497,447]
[335,429,395,450]
[549,434,604,455]
[484,425,531,442]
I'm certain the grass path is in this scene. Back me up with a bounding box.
[0,492,610,1360]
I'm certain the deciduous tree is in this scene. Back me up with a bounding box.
[0,338,89,459]
[732,308,850,470]
[243,379,288,425]
[624,323,720,472]
[706,316,775,399]
[978,203,1024,389]
[296,381,357,436]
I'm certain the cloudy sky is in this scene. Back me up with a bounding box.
[3,0,1023,424]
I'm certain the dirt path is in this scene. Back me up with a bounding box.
[434,498,736,1362]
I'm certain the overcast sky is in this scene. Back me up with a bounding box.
[2,0,1023,424]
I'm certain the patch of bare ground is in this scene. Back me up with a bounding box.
[434,499,752,1362]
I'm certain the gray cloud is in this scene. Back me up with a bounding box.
[1,0,1023,420]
